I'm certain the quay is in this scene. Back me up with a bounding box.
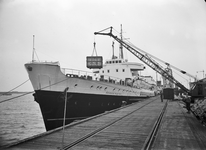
[3,96,206,150]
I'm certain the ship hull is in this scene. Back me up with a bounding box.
[34,90,133,131]
[25,62,155,131]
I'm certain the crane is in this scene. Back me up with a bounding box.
[94,27,191,94]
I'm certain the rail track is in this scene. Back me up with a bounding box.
[60,97,168,150]
[141,100,168,150]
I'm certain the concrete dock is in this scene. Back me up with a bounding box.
[3,96,206,150]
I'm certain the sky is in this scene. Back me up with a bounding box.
[0,0,206,91]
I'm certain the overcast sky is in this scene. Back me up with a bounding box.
[0,0,206,91]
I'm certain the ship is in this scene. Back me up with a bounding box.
[25,29,157,131]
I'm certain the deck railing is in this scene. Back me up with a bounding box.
[61,68,125,85]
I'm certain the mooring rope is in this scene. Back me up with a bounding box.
[0,79,30,96]
[0,77,71,104]
[0,91,35,104]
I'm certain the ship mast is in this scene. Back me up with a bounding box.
[112,41,115,59]
[119,24,124,59]
[32,35,35,62]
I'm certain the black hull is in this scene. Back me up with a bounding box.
[34,90,136,131]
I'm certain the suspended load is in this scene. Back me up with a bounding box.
[86,56,103,69]
[86,42,103,69]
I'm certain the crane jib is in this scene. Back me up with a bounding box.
[94,27,190,94]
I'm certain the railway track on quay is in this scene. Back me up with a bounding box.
[59,97,167,150]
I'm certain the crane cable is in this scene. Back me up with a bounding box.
[98,26,196,80]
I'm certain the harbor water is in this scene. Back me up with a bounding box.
[0,93,46,147]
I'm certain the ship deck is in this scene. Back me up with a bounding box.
[3,96,206,150]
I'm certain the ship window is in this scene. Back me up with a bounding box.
[102,70,104,73]
[122,69,125,72]
[107,70,110,73]
[116,69,118,72]
[116,60,118,63]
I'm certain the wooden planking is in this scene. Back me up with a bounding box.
[152,101,206,150]
[72,98,166,150]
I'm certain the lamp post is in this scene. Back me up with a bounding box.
[196,70,204,79]
[62,87,69,148]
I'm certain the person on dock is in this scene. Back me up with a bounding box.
[160,90,163,102]
[184,93,191,114]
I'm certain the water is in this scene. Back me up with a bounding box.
[0,93,46,147]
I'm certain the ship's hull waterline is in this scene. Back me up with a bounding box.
[34,90,137,131]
